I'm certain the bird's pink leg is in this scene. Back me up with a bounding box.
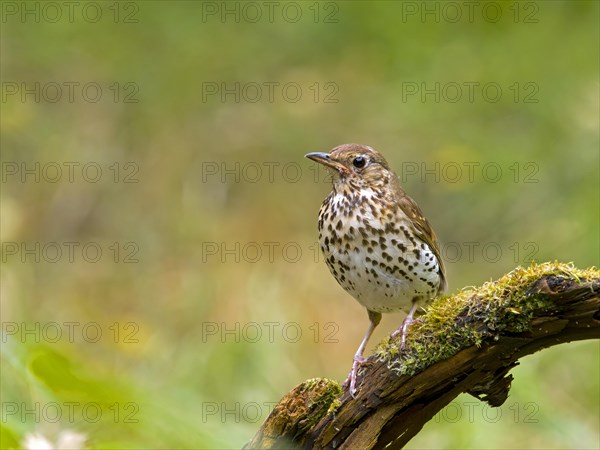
[344,310,381,397]
[391,301,420,349]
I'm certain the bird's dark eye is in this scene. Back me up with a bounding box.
[352,156,366,168]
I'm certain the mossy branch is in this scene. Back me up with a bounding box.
[246,263,600,449]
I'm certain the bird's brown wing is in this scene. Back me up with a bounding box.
[393,180,447,293]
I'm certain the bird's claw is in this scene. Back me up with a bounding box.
[391,316,422,350]
[343,354,367,397]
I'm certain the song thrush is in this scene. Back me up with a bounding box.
[305,143,447,396]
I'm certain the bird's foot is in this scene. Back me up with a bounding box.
[343,354,366,397]
[391,316,421,350]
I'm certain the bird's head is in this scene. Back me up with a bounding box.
[305,143,395,191]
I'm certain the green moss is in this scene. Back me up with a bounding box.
[326,397,342,415]
[374,262,599,376]
[297,378,342,431]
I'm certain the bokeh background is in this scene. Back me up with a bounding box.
[1,1,598,448]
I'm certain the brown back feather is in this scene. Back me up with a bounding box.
[391,176,447,293]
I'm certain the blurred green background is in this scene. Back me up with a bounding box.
[1,1,598,448]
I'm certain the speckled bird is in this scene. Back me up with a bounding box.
[305,143,447,396]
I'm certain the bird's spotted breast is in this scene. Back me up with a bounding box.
[318,189,442,313]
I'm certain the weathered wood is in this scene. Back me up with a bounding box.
[246,263,600,449]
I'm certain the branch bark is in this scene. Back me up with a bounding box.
[246,263,600,449]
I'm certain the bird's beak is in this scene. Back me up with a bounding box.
[304,152,349,174]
